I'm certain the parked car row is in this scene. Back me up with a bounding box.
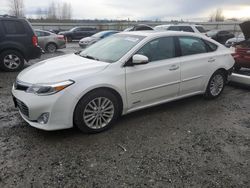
[35,29,66,53]
[0,14,249,73]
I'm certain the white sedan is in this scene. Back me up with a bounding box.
[12,31,234,133]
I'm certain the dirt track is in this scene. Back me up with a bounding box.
[0,43,250,187]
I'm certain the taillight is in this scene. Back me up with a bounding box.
[32,35,38,47]
[57,35,65,40]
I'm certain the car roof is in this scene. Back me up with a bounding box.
[35,29,54,34]
[155,24,203,27]
[120,30,205,38]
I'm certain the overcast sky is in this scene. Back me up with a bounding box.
[1,0,250,21]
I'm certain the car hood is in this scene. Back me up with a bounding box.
[17,54,110,84]
[59,31,70,35]
[80,37,97,43]
[240,21,250,40]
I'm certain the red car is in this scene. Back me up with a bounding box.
[233,21,250,71]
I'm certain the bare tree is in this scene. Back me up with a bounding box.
[209,8,225,22]
[61,2,72,19]
[47,1,57,20]
[9,0,25,17]
[46,1,72,20]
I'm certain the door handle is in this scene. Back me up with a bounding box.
[169,65,179,71]
[208,58,215,62]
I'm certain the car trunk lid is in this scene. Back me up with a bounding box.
[239,21,250,40]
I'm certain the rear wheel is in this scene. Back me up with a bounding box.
[66,36,72,42]
[205,70,226,99]
[46,43,57,53]
[0,50,24,72]
[74,89,120,133]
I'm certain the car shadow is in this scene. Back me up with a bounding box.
[23,94,205,141]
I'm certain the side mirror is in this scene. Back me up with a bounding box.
[132,54,149,65]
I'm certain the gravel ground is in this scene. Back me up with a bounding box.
[0,43,250,188]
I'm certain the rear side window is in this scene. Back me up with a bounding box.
[179,36,207,56]
[179,26,194,33]
[3,20,25,34]
[168,26,180,31]
[195,26,206,33]
[42,31,50,36]
[218,31,229,35]
[137,37,176,62]
[82,28,95,31]
[204,40,218,52]
[36,31,50,37]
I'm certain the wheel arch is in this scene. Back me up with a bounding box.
[46,42,58,49]
[0,48,25,60]
[73,86,124,117]
[215,68,229,80]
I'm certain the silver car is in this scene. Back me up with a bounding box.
[35,29,66,53]
[79,30,119,48]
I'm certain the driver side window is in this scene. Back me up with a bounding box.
[136,37,176,62]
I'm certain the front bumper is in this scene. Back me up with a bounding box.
[12,86,75,131]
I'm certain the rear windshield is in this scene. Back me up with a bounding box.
[195,26,206,33]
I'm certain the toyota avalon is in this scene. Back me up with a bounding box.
[12,31,234,133]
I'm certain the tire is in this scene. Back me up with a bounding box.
[234,64,241,72]
[74,89,121,133]
[205,70,226,99]
[46,43,57,53]
[0,50,24,72]
[66,36,72,42]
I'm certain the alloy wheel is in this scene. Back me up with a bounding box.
[3,54,21,70]
[210,74,224,96]
[47,44,57,53]
[83,97,114,129]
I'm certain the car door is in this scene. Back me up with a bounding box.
[177,36,216,96]
[37,31,50,50]
[125,37,180,109]
[73,28,83,39]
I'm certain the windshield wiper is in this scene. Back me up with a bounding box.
[80,54,99,61]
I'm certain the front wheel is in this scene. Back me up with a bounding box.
[205,70,226,99]
[74,89,120,133]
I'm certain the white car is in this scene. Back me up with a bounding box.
[154,24,206,34]
[12,31,234,133]
[225,33,245,47]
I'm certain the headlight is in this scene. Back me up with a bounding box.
[26,80,74,96]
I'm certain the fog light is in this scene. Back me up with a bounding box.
[37,113,50,124]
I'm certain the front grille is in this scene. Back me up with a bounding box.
[15,98,29,117]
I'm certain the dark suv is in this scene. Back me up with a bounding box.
[59,27,98,42]
[206,30,235,44]
[0,15,41,71]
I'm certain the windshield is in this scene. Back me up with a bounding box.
[207,30,218,36]
[92,31,109,38]
[238,33,244,38]
[124,27,133,32]
[70,27,77,31]
[80,34,145,63]
[195,26,206,33]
